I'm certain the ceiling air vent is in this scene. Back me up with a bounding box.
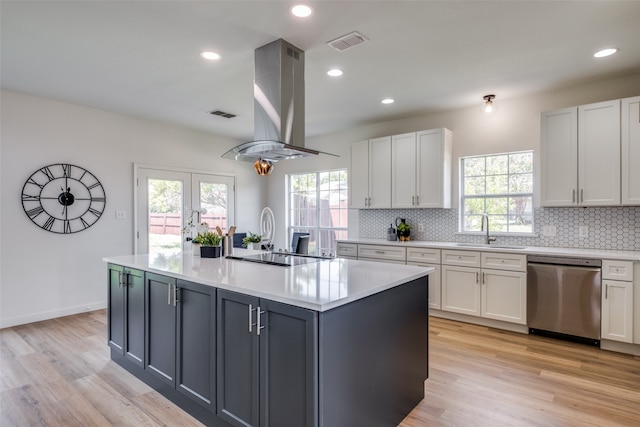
[209,109,236,119]
[326,31,368,52]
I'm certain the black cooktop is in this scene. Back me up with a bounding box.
[226,253,324,267]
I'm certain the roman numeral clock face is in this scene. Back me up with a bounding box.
[21,164,106,234]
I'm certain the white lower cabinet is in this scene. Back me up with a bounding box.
[441,250,527,325]
[407,247,442,309]
[601,260,634,343]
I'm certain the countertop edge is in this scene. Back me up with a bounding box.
[336,239,640,261]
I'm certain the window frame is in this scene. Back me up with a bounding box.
[459,150,534,235]
[286,169,348,256]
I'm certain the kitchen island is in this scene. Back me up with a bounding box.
[104,251,433,427]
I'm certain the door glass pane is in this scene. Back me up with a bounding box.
[200,182,228,233]
[148,179,183,256]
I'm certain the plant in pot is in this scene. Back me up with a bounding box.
[242,232,262,250]
[193,231,223,258]
[396,221,411,241]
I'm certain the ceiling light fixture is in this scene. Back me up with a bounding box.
[381,98,394,104]
[291,4,313,18]
[201,51,221,60]
[327,69,343,77]
[594,48,618,58]
[254,158,274,176]
[483,94,495,114]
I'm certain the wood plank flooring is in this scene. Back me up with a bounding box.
[1,310,639,426]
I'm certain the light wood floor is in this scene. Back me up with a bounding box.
[1,311,639,426]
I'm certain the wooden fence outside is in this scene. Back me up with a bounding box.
[149,214,227,235]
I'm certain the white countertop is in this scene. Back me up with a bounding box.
[104,249,433,312]
[337,239,640,261]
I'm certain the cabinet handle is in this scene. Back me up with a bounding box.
[580,189,584,203]
[118,271,123,288]
[412,195,415,205]
[167,284,172,305]
[476,272,479,284]
[256,308,266,336]
[605,284,608,299]
[375,250,385,254]
[248,304,256,333]
[415,195,419,205]
[572,189,576,203]
[482,272,486,284]
[173,286,179,307]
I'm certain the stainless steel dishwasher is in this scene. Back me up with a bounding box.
[527,255,602,345]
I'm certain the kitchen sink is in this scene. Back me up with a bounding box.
[453,243,527,250]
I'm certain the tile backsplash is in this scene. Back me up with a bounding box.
[359,207,639,251]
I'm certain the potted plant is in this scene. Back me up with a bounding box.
[396,221,411,241]
[193,231,223,258]
[242,232,262,250]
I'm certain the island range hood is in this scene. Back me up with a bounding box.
[222,39,336,175]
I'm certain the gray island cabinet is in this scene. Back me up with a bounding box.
[105,253,432,427]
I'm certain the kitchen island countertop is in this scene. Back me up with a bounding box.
[104,250,433,312]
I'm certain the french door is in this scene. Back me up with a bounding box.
[135,166,235,255]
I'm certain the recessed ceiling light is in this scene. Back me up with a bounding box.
[291,4,313,18]
[327,69,343,77]
[381,98,394,104]
[594,48,618,58]
[201,51,221,60]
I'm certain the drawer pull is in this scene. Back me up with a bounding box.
[375,250,385,254]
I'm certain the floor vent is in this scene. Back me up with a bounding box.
[326,31,368,52]
[209,109,236,119]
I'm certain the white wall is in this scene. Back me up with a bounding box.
[0,90,265,327]
[266,73,640,248]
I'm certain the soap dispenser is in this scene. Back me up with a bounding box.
[387,223,397,241]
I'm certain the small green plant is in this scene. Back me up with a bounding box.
[192,231,222,247]
[242,232,262,247]
[396,222,411,232]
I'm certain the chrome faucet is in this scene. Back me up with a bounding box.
[481,213,497,245]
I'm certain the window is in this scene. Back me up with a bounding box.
[460,151,533,234]
[288,170,348,255]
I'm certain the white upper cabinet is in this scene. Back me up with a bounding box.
[622,96,640,205]
[541,99,621,207]
[578,100,620,206]
[348,137,391,209]
[540,107,578,206]
[391,128,452,208]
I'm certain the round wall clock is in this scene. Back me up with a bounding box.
[21,163,106,234]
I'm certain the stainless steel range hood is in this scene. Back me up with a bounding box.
[222,39,336,169]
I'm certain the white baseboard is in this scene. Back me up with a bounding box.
[429,309,529,334]
[0,301,107,329]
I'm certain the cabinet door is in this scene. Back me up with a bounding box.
[368,136,391,208]
[124,268,145,367]
[217,289,260,427]
[408,262,441,310]
[176,280,216,411]
[540,107,578,206]
[416,128,452,208]
[622,96,640,205]
[349,140,369,208]
[107,264,125,354]
[578,100,621,206]
[601,280,633,343]
[441,265,480,316]
[259,299,318,427]
[146,272,177,387]
[391,132,417,208]
[481,269,527,324]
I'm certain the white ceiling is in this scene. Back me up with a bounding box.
[2,1,640,143]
